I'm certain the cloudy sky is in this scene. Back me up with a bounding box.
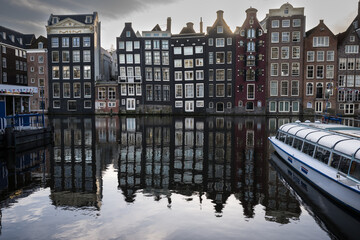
[0,0,359,50]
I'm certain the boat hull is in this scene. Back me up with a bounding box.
[269,137,360,214]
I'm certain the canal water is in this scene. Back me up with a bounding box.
[0,116,359,240]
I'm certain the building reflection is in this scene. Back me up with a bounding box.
[117,116,301,222]
[49,116,101,210]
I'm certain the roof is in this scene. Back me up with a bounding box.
[47,12,98,26]
[279,122,360,159]
[0,25,35,49]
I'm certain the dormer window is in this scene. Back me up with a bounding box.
[10,35,15,42]
[2,32,6,39]
[85,16,92,23]
[284,8,289,14]
[217,26,223,33]
[18,38,23,45]
[38,42,43,49]
[52,17,58,24]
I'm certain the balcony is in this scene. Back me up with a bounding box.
[118,76,142,83]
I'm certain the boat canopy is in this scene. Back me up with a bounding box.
[279,123,360,159]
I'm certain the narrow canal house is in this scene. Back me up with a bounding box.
[46,12,101,114]
[142,20,172,114]
[336,1,360,116]
[171,21,207,114]
[234,7,267,114]
[27,36,49,113]
[0,26,36,117]
[206,11,235,114]
[117,23,143,113]
[303,20,337,115]
[263,3,305,115]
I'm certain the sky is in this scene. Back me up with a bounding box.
[0,0,359,50]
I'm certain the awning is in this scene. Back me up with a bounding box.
[0,84,38,95]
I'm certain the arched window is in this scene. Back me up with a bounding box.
[238,100,243,107]
[247,28,255,39]
[316,83,323,98]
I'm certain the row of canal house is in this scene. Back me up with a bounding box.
[115,2,360,116]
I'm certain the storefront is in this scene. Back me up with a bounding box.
[0,84,38,117]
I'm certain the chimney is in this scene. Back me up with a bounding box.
[200,17,203,33]
[125,22,132,28]
[319,19,324,24]
[217,10,224,19]
[186,22,194,30]
[166,17,172,32]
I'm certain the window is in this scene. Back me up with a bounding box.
[73,37,80,47]
[246,69,255,81]
[270,81,278,96]
[226,84,232,97]
[269,101,277,112]
[146,85,153,101]
[2,72,7,82]
[119,54,125,64]
[216,38,225,47]
[293,19,301,27]
[63,66,70,79]
[216,84,225,97]
[281,81,288,96]
[196,83,204,98]
[184,59,193,68]
[282,32,290,42]
[84,83,91,98]
[270,63,278,76]
[134,41,140,49]
[175,71,182,81]
[62,51,70,62]
[247,55,255,66]
[185,84,194,98]
[83,37,91,47]
[153,51,160,65]
[272,20,279,28]
[292,101,299,112]
[83,50,91,62]
[2,57,6,68]
[306,83,313,95]
[292,46,300,59]
[163,85,170,101]
[326,65,334,79]
[163,68,170,81]
[216,69,225,81]
[291,62,300,76]
[119,41,125,49]
[307,51,314,62]
[209,84,214,97]
[227,38,232,45]
[209,52,214,64]
[271,47,279,59]
[196,70,204,80]
[327,51,334,61]
[196,58,204,66]
[247,29,255,39]
[313,37,329,47]
[161,40,169,50]
[317,51,324,62]
[63,83,70,98]
[247,42,255,52]
[282,19,290,27]
[52,66,59,79]
[62,37,69,47]
[338,75,346,87]
[278,101,290,112]
[217,26,223,33]
[339,58,346,70]
[53,101,60,109]
[216,52,225,64]
[175,84,182,98]
[185,71,194,80]
[145,52,152,65]
[126,31,131,37]
[209,69,214,81]
[73,66,81,79]
[208,38,213,46]
[307,65,314,78]
[145,40,152,49]
[154,85,161,101]
[184,46,193,55]
[195,46,203,54]
[348,58,355,70]
[145,68,152,80]
[292,31,300,42]
[281,63,289,76]
[185,101,194,112]
[53,83,60,98]
[73,83,81,98]
[291,81,299,96]
[162,52,169,65]
[281,47,289,59]
[247,84,255,100]
[345,45,359,53]
[51,37,59,47]
[227,51,232,63]
[154,68,161,81]
[73,51,80,62]
[271,32,279,43]
[84,66,91,79]
[316,65,324,78]
[38,55,44,63]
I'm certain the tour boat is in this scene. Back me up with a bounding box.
[268,120,360,214]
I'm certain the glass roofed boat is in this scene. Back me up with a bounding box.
[268,120,360,214]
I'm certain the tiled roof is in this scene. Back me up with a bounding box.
[0,25,35,49]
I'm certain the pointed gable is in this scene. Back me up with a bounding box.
[207,10,233,35]
[151,24,162,32]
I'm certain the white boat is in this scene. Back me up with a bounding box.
[268,121,360,214]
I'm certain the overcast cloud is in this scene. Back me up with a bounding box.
[0,0,359,49]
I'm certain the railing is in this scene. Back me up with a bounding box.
[0,113,45,133]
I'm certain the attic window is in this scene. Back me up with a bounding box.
[10,35,15,42]
[18,38,23,45]
[240,30,245,36]
[52,17,58,24]
[2,32,6,39]
[284,8,289,14]
[217,26,223,33]
[126,31,131,37]
[350,35,355,42]
[38,42,43,49]
[85,16,92,23]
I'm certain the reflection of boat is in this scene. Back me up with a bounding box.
[268,121,360,214]
[270,152,360,240]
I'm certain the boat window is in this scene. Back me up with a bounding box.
[330,153,341,169]
[302,142,315,156]
[285,135,294,146]
[314,147,330,164]
[276,132,286,142]
[293,138,303,151]
[349,161,360,181]
[338,157,351,175]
